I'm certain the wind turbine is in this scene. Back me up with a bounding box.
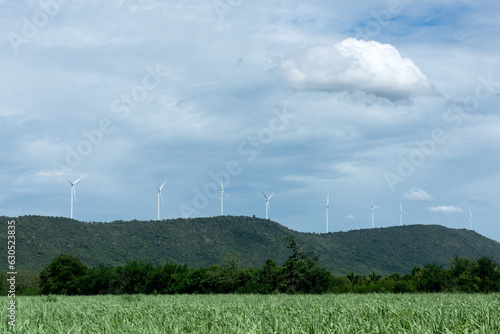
[325,192,330,233]
[262,192,274,220]
[219,179,230,216]
[468,205,477,230]
[370,196,378,228]
[154,179,166,221]
[67,175,85,219]
[399,199,407,226]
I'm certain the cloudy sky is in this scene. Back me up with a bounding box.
[2,0,499,242]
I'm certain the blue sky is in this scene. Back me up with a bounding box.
[1,0,500,242]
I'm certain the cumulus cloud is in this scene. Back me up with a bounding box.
[428,206,465,215]
[469,196,490,207]
[275,38,438,101]
[402,188,434,201]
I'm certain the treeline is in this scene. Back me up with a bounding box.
[3,237,500,295]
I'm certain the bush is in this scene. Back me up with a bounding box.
[39,254,88,295]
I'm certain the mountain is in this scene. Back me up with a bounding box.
[3,215,500,275]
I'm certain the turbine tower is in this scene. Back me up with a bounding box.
[219,179,230,216]
[468,205,477,230]
[154,179,166,221]
[262,192,274,220]
[399,199,406,226]
[325,192,330,233]
[370,197,378,228]
[67,175,85,219]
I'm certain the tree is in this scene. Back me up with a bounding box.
[418,262,446,292]
[39,254,88,295]
[81,264,116,295]
[449,256,478,292]
[368,272,382,283]
[280,236,334,293]
[474,256,500,292]
[256,258,281,293]
[112,260,155,294]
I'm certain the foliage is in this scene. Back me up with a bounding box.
[0,270,40,296]
[3,215,500,276]
[38,254,88,295]
[279,236,335,293]
[35,249,500,296]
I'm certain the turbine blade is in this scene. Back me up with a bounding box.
[159,179,167,191]
[74,175,85,184]
[220,178,224,192]
[67,180,73,186]
[261,192,268,200]
[225,192,231,199]
[268,193,274,199]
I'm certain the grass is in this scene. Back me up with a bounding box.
[2,294,500,333]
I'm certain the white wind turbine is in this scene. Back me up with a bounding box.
[67,175,85,219]
[399,199,407,226]
[370,197,378,228]
[325,192,330,233]
[262,192,274,220]
[219,179,230,216]
[154,179,166,221]
[468,205,477,230]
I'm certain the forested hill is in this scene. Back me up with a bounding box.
[3,215,500,275]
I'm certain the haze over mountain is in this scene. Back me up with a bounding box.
[4,215,500,275]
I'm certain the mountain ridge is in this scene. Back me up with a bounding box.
[2,215,500,275]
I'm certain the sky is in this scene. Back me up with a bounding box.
[1,0,499,242]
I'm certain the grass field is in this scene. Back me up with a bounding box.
[3,294,500,333]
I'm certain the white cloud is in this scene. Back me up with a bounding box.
[428,206,465,215]
[275,38,439,101]
[402,188,434,201]
[345,215,355,220]
[469,196,490,207]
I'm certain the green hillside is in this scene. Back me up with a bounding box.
[3,215,500,275]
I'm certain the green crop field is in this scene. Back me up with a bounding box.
[3,294,500,333]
